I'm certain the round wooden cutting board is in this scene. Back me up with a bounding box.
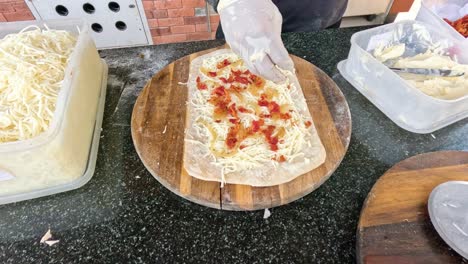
[131,46,351,211]
[357,151,468,264]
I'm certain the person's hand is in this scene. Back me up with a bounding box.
[218,0,295,83]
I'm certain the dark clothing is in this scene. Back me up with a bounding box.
[208,0,348,38]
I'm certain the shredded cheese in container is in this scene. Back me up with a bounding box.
[0,26,77,143]
[0,22,104,200]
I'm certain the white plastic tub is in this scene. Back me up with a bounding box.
[338,20,468,133]
[0,19,107,204]
[416,0,468,42]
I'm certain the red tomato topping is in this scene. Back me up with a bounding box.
[208,71,217,77]
[214,104,228,116]
[228,103,238,118]
[234,76,250,85]
[260,113,272,119]
[229,118,239,124]
[226,137,237,149]
[278,155,286,162]
[226,124,240,149]
[250,74,265,87]
[220,76,234,84]
[238,106,252,113]
[213,86,226,97]
[262,125,276,140]
[230,85,242,92]
[239,145,246,150]
[269,136,279,145]
[196,76,207,90]
[251,119,264,133]
[280,113,291,120]
[305,121,312,128]
[210,86,231,117]
[215,120,221,123]
[258,94,269,107]
[268,101,281,114]
[217,59,231,69]
[258,100,269,107]
[269,144,279,151]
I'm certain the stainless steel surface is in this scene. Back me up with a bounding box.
[390,67,465,77]
[429,181,468,260]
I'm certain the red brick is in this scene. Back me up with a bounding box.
[211,22,219,32]
[171,24,195,34]
[187,31,212,41]
[142,1,153,9]
[210,15,220,24]
[153,9,168,19]
[0,3,15,12]
[184,16,207,24]
[211,31,217,39]
[195,23,207,32]
[167,8,194,17]
[12,3,29,11]
[3,11,33,21]
[145,10,153,19]
[184,0,206,7]
[154,0,182,9]
[147,18,158,28]
[153,33,187,44]
[0,13,6,22]
[157,17,183,27]
[150,27,171,36]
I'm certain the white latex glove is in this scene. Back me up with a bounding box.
[218,0,295,83]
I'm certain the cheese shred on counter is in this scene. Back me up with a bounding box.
[0,26,77,143]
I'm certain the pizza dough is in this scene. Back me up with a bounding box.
[183,49,326,187]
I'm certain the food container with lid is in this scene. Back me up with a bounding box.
[338,20,468,133]
[0,19,108,204]
[416,0,468,42]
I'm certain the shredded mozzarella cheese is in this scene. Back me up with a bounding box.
[0,26,76,143]
[190,53,312,175]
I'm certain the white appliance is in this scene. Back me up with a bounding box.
[25,0,152,49]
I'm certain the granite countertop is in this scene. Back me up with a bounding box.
[1,27,468,263]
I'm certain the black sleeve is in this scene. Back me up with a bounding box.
[206,0,219,12]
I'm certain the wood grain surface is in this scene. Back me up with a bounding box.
[357,151,468,264]
[131,46,351,211]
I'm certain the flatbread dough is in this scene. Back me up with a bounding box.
[183,49,326,186]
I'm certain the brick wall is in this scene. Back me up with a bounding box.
[0,0,219,45]
[0,0,34,22]
[144,0,220,44]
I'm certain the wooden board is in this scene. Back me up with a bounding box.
[131,46,351,211]
[357,151,468,264]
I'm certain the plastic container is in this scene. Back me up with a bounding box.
[338,20,468,133]
[0,19,108,204]
[416,0,468,42]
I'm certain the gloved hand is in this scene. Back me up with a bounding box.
[218,0,295,83]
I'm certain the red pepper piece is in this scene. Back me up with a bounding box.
[208,71,217,77]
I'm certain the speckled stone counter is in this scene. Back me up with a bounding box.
[1,27,467,264]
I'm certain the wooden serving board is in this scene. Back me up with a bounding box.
[131,46,351,211]
[357,151,468,264]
